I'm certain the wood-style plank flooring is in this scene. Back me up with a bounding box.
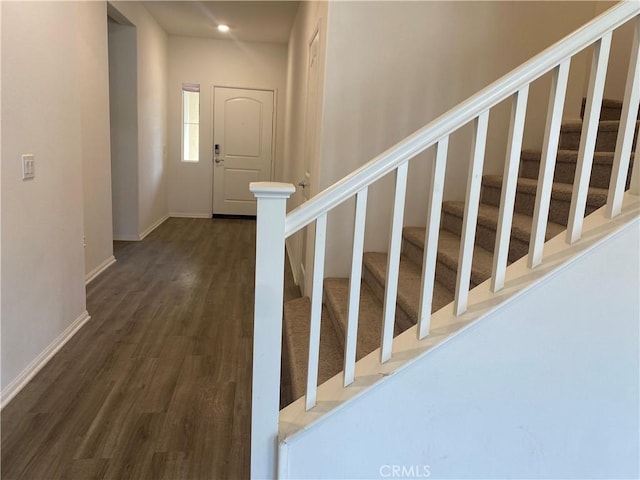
[1,217,296,479]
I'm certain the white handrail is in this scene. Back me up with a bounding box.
[284,1,639,238]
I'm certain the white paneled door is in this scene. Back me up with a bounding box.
[212,87,274,215]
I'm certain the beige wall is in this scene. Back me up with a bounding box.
[1,1,87,394]
[110,1,169,238]
[317,1,602,277]
[79,2,114,280]
[596,1,637,100]
[166,36,288,217]
[108,19,139,240]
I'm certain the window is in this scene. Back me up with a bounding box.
[182,83,200,162]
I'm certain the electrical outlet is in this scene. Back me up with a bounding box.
[22,154,35,180]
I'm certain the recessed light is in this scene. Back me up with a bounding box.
[217,24,230,33]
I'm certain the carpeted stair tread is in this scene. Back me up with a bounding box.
[521,149,617,166]
[323,278,388,361]
[363,252,454,323]
[436,229,496,289]
[559,119,639,151]
[440,201,565,246]
[519,149,633,190]
[560,119,637,132]
[283,296,343,401]
[482,174,608,207]
[580,97,640,121]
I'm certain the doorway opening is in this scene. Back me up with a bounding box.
[107,7,139,241]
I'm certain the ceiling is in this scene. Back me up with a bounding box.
[143,1,300,44]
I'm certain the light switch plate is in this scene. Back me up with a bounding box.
[22,154,35,180]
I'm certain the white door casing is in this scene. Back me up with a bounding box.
[300,27,322,294]
[212,87,274,216]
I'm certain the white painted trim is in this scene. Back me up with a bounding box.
[1,310,91,409]
[85,255,116,285]
[139,214,169,241]
[277,439,289,480]
[169,212,211,219]
[113,234,140,241]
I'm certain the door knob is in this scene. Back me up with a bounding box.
[213,144,223,163]
[298,180,308,188]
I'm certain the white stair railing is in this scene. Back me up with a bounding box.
[250,3,640,478]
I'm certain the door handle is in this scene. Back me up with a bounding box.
[213,144,223,164]
[298,180,308,188]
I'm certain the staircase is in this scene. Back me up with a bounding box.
[282,100,638,404]
[249,4,639,477]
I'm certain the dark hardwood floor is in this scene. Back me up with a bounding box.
[1,217,298,480]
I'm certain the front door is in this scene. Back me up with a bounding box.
[212,87,274,216]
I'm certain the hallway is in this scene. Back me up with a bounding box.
[1,218,258,479]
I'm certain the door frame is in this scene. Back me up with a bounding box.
[210,84,278,216]
[298,20,323,295]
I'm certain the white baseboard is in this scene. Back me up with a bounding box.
[1,310,91,410]
[85,255,116,285]
[113,214,170,242]
[169,212,211,219]
[139,214,170,240]
[113,234,140,241]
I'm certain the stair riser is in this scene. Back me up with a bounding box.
[481,184,602,226]
[599,106,625,121]
[559,126,638,152]
[519,158,633,190]
[440,212,529,263]
[362,263,414,328]
[402,238,424,270]
[403,237,491,292]
[580,102,640,121]
[435,261,457,294]
[323,291,346,351]
[433,260,483,294]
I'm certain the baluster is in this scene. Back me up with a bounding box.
[528,59,571,269]
[417,138,448,339]
[249,182,295,480]
[454,111,489,316]
[607,16,640,217]
[306,213,327,410]
[629,149,640,195]
[380,163,408,363]
[344,188,368,386]
[491,86,529,292]
[567,32,612,243]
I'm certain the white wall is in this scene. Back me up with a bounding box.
[110,1,169,238]
[108,19,139,240]
[284,219,640,479]
[282,1,328,291]
[167,36,288,217]
[317,1,600,277]
[79,2,114,279]
[596,1,637,100]
[1,2,87,392]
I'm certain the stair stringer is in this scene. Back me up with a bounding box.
[278,194,640,467]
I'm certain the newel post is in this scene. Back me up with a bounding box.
[250,182,295,480]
